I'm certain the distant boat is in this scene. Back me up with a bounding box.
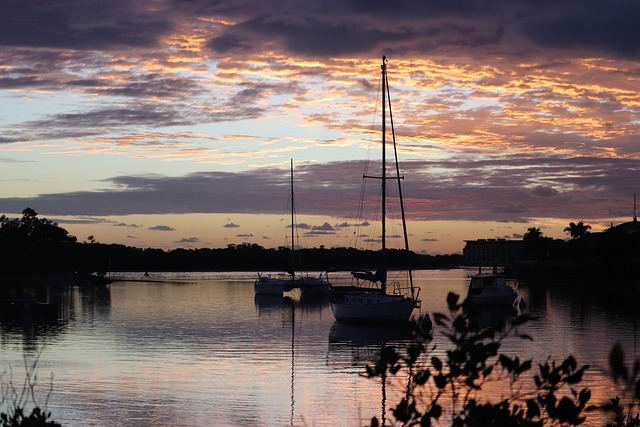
[0,290,58,319]
[297,273,331,296]
[254,160,329,295]
[466,273,518,305]
[254,274,294,296]
[329,56,421,324]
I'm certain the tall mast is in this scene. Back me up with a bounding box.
[635,193,637,222]
[381,55,387,293]
[385,60,415,296]
[290,159,295,275]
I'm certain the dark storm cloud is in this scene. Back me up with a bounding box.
[199,0,640,59]
[3,0,639,62]
[0,155,637,222]
[0,0,173,50]
[208,14,415,57]
[517,0,640,59]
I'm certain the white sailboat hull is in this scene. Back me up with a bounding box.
[330,292,416,323]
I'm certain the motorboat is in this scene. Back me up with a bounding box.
[254,274,295,296]
[466,274,518,305]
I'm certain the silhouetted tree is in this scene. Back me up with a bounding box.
[0,208,76,244]
[523,227,543,241]
[564,221,591,240]
[0,208,77,273]
[523,227,550,260]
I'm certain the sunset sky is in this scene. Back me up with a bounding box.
[2,0,640,255]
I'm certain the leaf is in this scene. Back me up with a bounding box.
[609,343,628,382]
[431,356,443,371]
[446,292,460,311]
[555,397,579,423]
[430,404,442,419]
[435,373,447,389]
[579,389,591,407]
[433,312,449,327]
[414,369,431,385]
[526,399,541,420]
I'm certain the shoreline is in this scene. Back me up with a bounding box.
[0,272,111,288]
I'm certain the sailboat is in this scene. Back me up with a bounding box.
[254,160,331,296]
[254,160,298,296]
[329,55,421,324]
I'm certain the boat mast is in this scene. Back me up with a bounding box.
[290,158,295,276]
[381,55,387,293]
[384,60,415,297]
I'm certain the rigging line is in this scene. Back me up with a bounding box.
[352,68,383,250]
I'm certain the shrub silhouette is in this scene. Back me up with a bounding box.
[366,292,640,426]
[1,352,61,427]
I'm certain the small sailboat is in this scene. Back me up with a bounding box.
[254,274,293,296]
[329,56,421,324]
[255,160,331,296]
[254,160,298,296]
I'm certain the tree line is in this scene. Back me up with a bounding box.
[0,208,462,275]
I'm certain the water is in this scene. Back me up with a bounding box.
[1,269,639,426]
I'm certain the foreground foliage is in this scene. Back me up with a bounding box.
[367,292,640,426]
[0,353,60,427]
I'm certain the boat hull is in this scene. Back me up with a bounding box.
[254,278,287,296]
[330,292,416,324]
[466,274,518,305]
[298,277,331,296]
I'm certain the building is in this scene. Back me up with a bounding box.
[462,238,527,267]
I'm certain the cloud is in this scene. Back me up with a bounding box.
[0,155,637,224]
[236,233,254,238]
[223,223,240,228]
[149,225,176,231]
[113,223,143,228]
[312,222,334,231]
[177,237,201,243]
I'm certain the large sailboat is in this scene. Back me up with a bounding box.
[329,56,421,324]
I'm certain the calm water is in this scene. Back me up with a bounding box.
[1,269,639,426]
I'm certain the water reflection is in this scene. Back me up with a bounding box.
[1,271,639,426]
[0,283,111,353]
[465,304,520,330]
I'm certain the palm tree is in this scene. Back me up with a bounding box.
[523,227,549,259]
[523,227,543,241]
[564,221,591,239]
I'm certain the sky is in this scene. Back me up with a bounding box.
[2,0,640,255]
